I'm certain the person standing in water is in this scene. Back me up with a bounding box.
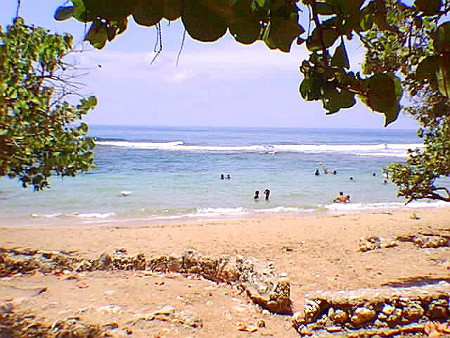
[264,189,270,201]
[254,191,260,200]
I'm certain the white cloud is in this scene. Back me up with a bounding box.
[73,39,308,85]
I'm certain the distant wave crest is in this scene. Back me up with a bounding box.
[96,140,422,157]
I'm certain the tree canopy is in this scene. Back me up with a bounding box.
[0,18,97,190]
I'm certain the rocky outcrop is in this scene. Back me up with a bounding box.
[359,232,450,252]
[0,247,291,314]
[292,282,450,336]
[134,305,203,329]
[0,302,110,337]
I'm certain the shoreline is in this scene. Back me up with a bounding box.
[2,202,449,228]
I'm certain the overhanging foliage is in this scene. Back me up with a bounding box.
[0,18,97,190]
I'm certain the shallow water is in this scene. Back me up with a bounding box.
[1,125,446,225]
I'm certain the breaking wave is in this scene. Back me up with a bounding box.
[96,140,422,158]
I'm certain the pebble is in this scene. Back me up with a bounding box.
[351,307,376,326]
[381,304,396,315]
[153,306,175,315]
[0,302,12,314]
[97,305,122,314]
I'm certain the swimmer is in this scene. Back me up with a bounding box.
[264,189,270,201]
[372,172,377,177]
[226,174,231,180]
[333,192,350,203]
[350,176,354,181]
[220,174,225,180]
[254,190,260,200]
[314,169,320,176]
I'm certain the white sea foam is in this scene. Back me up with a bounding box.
[324,200,448,211]
[29,212,115,219]
[96,140,184,149]
[96,140,422,157]
[67,212,116,218]
[255,206,315,213]
[189,207,249,217]
[30,213,63,218]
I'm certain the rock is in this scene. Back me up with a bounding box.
[303,300,322,322]
[326,326,342,333]
[111,249,145,270]
[97,305,122,314]
[414,235,449,248]
[385,308,403,327]
[145,308,203,328]
[381,240,399,249]
[427,299,448,319]
[351,307,376,326]
[0,301,12,314]
[167,256,182,272]
[153,306,175,316]
[330,309,349,324]
[381,304,396,316]
[359,236,381,252]
[97,253,112,270]
[102,322,119,330]
[299,326,313,336]
[403,302,424,322]
[257,319,266,328]
[237,324,258,332]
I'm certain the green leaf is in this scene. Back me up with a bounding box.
[306,27,339,52]
[359,6,373,31]
[383,102,401,126]
[163,0,182,21]
[132,0,163,27]
[315,2,334,15]
[230,19,261,45]
[373,0,390,31]
[331,42,349,69]
[325,0,363,16]
[84,20,108,49]
[339,89,356,108]
[300,76,323,101]
[88,96,98,107]
[54,6,75,21]
[437,54,450,97]
[71,0,96,22]
[229,0,261,45]
[182,0,228,42]
[264,8,304,52]
[433,22,450,54]
[416,56,439,80]
[366,73,402,113]
[415,0,442,16]
[83,0,136,21]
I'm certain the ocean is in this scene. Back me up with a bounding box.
[0,125,446,226]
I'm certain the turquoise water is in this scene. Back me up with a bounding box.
[0,126,445,225]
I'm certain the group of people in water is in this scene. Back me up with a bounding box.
[254,189,270,201]
[314,162,390,203]
[219,163,389,204]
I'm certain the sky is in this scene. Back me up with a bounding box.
[1,0,419,130]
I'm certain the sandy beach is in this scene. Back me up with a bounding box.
[1,207,449,337]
